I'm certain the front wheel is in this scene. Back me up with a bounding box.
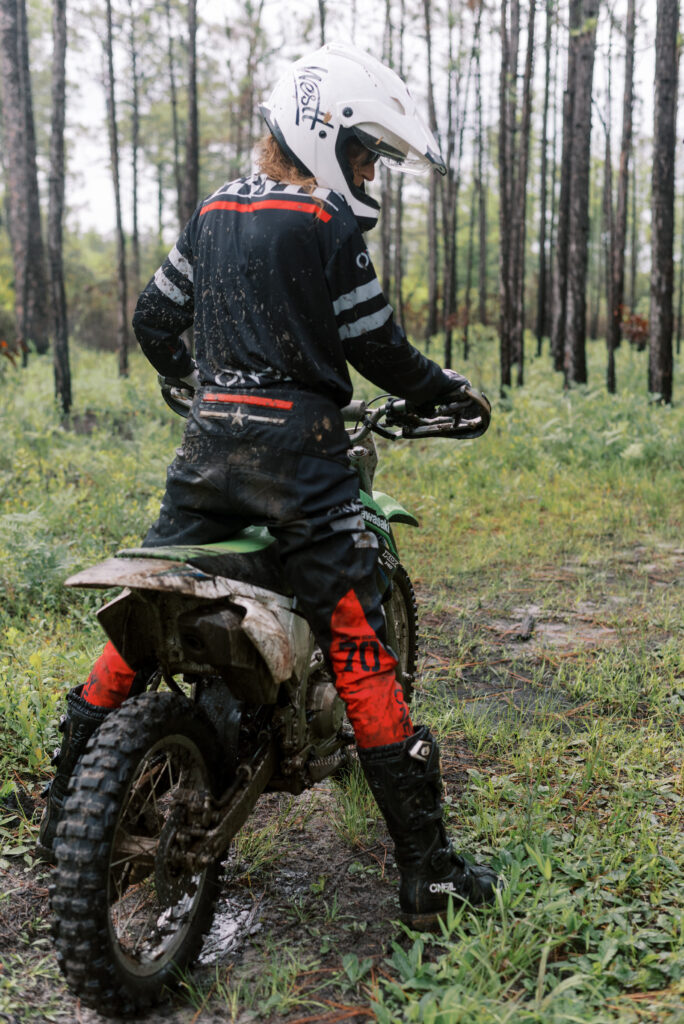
[384,562,418,704]
[51,691,222,1016]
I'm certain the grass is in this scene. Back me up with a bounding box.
[0,334,683,1022]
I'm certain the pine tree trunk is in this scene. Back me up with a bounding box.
[129,0,140,298]
[550,0,580,374]
[0,0,49,359]
[317,0,326,44]
[677,187,684,356]
[511,0,535,387]
[649,0,678,403]
[441,12,460,370]
[536,0,553,355]
[564,0,599,387]
[180,0,198,225]
[165,0,183,228]
[476,41,487,327]
[49,0,70,414]
[381,0,393,299]
[104,0,129,377]
[423,0,439,347]
[610,0,635,356]
[547,24,562,356]
[464,169,477,361]
[394,0,406,324]
[629,146,637,311]
[498,0,514,390]
[602,21,616,392]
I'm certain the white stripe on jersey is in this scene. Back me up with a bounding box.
[154,268,189,306]
[338,304,392,339]
[332,279,383,316]
[168,244,193,283]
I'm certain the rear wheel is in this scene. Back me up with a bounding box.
[51,691,222,1016]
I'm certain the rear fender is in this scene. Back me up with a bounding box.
[91,570,312,704]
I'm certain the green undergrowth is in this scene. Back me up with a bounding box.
[0,336,683,1022]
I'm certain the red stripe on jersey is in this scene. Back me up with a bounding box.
[203,392,294,410]
[200,198,332,222]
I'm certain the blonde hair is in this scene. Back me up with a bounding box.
[255,134,318,193]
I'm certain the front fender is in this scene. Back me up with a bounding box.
[372,490,419,528]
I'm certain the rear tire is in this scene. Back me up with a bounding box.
[50,691,221,1016]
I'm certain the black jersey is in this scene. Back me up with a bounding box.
[133,174,448,407]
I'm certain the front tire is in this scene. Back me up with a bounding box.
[51,691,221,1016]
[384,562,418,704]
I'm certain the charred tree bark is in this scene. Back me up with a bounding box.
[104,0,129,376]
[180,0,198,225]
[0,0,49,359]
[49,0,70,414]
[649,0,678,403]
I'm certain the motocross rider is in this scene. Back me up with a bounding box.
[38,43,499,927]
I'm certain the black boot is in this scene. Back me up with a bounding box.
[36,686,111,864]
[358,725,500,929]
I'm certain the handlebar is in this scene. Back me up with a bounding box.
[159,376,491,442]
[341,386,491,442]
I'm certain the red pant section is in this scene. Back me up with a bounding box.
[329,588,413,749]
[81,641,136,708]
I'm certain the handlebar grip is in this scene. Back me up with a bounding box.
[340,400,367,422]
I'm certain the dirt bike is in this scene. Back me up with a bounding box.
[49,385,490,1016]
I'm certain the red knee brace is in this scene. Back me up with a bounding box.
[329,588,413,748]
[81,641,137,708]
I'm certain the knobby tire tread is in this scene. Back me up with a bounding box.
[50,691,221,1017]
[388,562,419,704]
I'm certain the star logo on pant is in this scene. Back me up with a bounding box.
[230,407,246,427]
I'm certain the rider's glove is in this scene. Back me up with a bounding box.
[416,368,471,416]
[438,368,472,401]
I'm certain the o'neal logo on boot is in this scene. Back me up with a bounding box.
[428,881,458,894]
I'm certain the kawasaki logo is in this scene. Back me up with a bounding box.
[362,509,389,533]
[429,882,458,894]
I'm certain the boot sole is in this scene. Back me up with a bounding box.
[400,909,447,931]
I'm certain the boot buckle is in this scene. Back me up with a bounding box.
[408,738,432,763]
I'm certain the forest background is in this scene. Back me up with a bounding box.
[0,0,681,406]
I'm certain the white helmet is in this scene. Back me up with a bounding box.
[259,42,446,231]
